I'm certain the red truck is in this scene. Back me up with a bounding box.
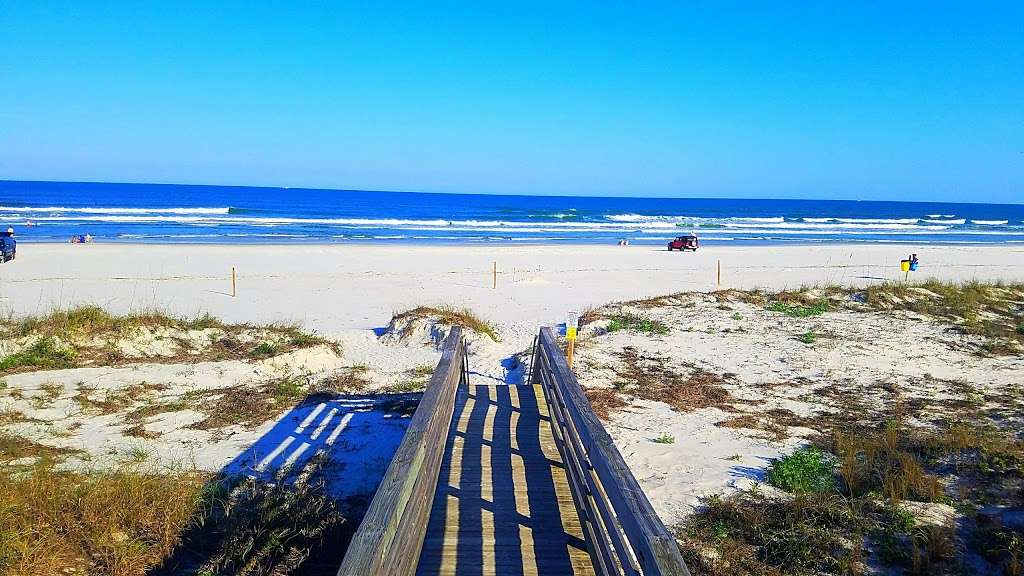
[667,234,699,251]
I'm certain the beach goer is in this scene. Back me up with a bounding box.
[909,253,919,271]
[5,227,13,236]
[85,233,93,243]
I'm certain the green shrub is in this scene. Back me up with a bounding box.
[767,301,828,317]
[607,313,669,335]
[799,330,817,344]
[653,433,676,444]
[767,446,834,493]
[0,338,77,372]
[248,342,279,359]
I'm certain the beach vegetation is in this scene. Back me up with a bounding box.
[767,301,829,317]
[766,446,833,493]
[0,458,207,576]
[190,374,310,430]
[248,341,280,358]
[584,387,628,420]
[0,456,353,576]
[798,330,817,344]
[606,312,669,335]
[395,305,499,341]
[862,279,1024,353]
[0,306,337,372]
[602,347,732,417]
[681,416,1024,575]
[0,337,77,372]
[653,433,676,444]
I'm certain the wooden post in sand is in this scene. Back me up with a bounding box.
[717,259,721,288]
[493,261,497,289]
[231,267,237,297]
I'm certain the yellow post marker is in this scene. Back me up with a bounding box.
[231,267,237,297]
[900,259,910,282]
[566,311,579,368]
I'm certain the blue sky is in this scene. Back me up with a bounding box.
[1,2,1021,201]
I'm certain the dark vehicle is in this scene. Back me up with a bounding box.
[667,234,699,251]
[0,234,16,262]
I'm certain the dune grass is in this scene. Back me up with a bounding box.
[680,418,1024,575]
[606,312,669,335]
[767,300,829,318]
[395,305,499,341]
[0,458,208,576]
[0,306,336,373]
[0,457,355,576]
[0,337,77,371]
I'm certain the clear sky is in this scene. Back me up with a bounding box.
[1,2,1021,202]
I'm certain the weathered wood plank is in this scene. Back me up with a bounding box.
[416,384,595,576]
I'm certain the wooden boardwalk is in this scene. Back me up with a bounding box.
[416,383,595,576]
[337,327,689,576]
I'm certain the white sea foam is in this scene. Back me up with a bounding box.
[0,206,231,214]
[971,220,1009,225]
[801,217,921,224]
[923,219,966,224]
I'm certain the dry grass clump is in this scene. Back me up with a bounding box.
[190,374,309,430]
[151,461,353,576]
[0,432,83,462]
[0,458,355,576]
[584,388,628,420]
[75,381,168,416]
[583,347,734,419]
[834,423,947,504]
[394,305,499,341]
[385,363,437,394]
[613,347,732,412]
[678,489,868,576]
[0,458,208,576]
[0,306,337,374]
[681,416,1023,575]
[307,365,372,398]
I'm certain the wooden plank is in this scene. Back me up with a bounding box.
[537,327,691,576]
[337,328,465,576]
[416,384,595,576]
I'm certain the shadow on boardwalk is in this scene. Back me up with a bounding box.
[416,384,592,576]
[150,393,417,576]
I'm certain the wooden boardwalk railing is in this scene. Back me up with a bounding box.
[531,327,690,576]
[337,324,689,575]
[337,327,467,576]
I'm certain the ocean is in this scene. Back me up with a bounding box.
[2,180,1022,246]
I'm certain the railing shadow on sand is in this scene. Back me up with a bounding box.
[148,392,419,576]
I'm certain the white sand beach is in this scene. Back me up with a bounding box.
[2,242,1023,558]
[3,243,1021,336]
